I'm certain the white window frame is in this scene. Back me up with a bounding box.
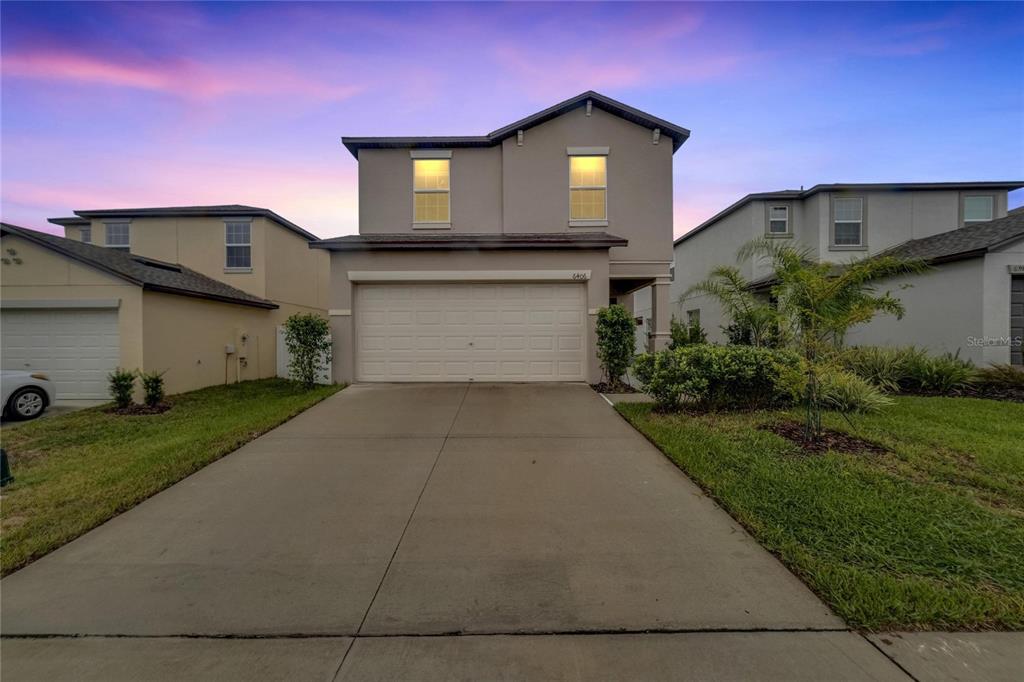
[830,196,867,250]
[79,225,92,244]
[962,194,994,225]
[224,219,253,272]
[686,308,701,326]
[411,151,452,229]
[104,222,130,251]
[766,204,791,237]
[568,148,609,227]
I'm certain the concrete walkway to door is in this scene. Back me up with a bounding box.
[2,384,908,680]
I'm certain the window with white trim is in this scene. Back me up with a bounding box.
[105,223,130,250]
[569,156,607,221]
[80,226,92,243]
[832,197,864,246]
[413,159,450,223]
[225,221,252,269]
[963,196,994,224]
[768,205,789,234]
[687,309,701,326]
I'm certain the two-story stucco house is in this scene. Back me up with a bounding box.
[310,91,688,383]
[1,205,328,399]
[662,182,1024,365]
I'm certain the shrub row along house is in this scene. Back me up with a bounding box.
[636,183,1024,366]
[1,92,1021,401]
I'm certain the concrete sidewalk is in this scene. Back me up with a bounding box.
[1,383,1000,679]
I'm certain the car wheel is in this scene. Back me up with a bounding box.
[7,387,47,420]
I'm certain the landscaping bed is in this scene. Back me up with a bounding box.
[0,378,343,576]
[616,395,1024,631]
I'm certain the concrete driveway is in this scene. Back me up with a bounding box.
[2,383,907,680]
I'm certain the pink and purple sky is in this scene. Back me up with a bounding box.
[2,1,1022,239]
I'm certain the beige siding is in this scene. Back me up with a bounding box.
[0,235,144,372]
[264,219,330,310]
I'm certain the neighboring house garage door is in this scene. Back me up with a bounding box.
[1,308,120,399]
[355,282,586,381]
[1012,276,1023,366]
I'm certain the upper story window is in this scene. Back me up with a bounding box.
[832,197,865,248]
[413,159,450,224]
[105,223,130,251]
[963,195,994,224]
[767,205,790,235]
[569,155,607,223]
[80,226,92,243]
[225,221,252,269]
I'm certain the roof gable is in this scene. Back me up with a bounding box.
[342,91,690,158]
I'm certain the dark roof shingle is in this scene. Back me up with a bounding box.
[1,223,278,309]
[310,232,628,251]
[879,211,1024,264]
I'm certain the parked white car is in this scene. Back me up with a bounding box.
[1,370,56,421]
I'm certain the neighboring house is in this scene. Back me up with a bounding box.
[656,182,1024,365]
[310,91,688,383]
[1,205,328,399]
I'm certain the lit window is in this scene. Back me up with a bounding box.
[80,226,92,243]
[833,198,863,246]
[768,206,789,234]
[105,223,130,250]
[225,221,252,269]
[413,159,450,223]
[570,156,607,221]
[963,196,993,223]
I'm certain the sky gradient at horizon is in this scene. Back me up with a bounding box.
[2,1,1022,239]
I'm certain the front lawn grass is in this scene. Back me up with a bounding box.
[616,396,1024,631]
[0,378,343,576]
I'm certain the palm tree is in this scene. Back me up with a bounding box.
[681,265,782,348]
[737,239,926,441]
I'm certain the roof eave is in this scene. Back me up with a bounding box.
[142,284,279,309]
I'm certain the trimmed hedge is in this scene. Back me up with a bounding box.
[634,345,801,412]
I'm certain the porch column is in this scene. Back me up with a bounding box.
[648,279,671,352]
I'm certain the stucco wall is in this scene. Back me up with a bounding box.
[981,239,1024,365]
[0,235,144,371]
[264,221,330,310]
[846,259,985,363]
[326,249,610,383]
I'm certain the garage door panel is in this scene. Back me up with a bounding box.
[2,308,120,399]
[356,282,587,382]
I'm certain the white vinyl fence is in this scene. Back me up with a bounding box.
[276,326,332,384]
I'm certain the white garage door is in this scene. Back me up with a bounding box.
[356,282,587,382]
[1,308,120,399]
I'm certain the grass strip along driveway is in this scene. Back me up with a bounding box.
[617,395,1024,631]
[0,379,343,576]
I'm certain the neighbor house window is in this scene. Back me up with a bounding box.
[80,226,92,243]
[832,197,864,247]
[413,159,450,224]
[105,223,130,251]
[225,221,252,269]
[570,155,607,221]
[687,309,701,326]
[768,205,790,235]
[963,195,994,224]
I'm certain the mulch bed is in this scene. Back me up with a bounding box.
[760,419,889,456]
[106,403,171,416]
[590,382,637,394]
[956,385,1024,403]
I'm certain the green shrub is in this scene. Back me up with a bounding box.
[107,368,136,409]
[634,345,801,412]
[819,367,894,413]
[140,370,166,407]
[283,313,333,389]
[596,305,635,388]
[840,346,975,394]
[974,363,1024,389]
[669,317,707,348]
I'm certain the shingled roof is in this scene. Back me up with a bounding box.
[1,223,278,309]
[48,204,319,242]
[342,91,691,157]
[310,232,628,251]
[878,211,1024,264]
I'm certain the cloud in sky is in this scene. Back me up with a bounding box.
[1,1,1022,238]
